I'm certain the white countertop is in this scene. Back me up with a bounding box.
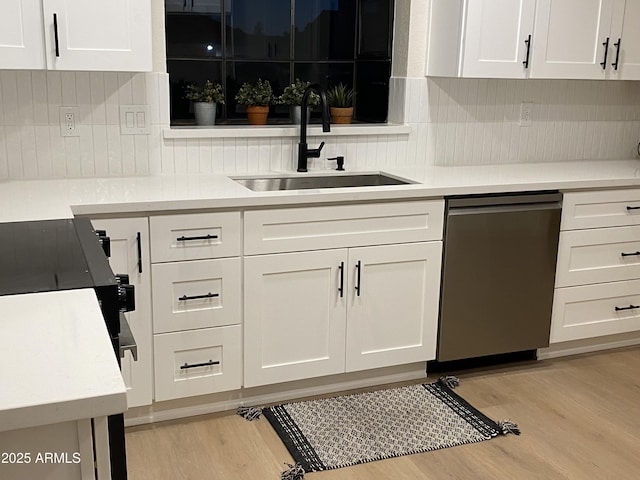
[0,290,127,432]
[1,159,640,222]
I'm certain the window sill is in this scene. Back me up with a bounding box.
[162,123,411,139]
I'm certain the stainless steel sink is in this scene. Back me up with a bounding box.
[232,173,412,191]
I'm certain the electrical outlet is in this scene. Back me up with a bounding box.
[519,103,533,127]
[59,106,80,137]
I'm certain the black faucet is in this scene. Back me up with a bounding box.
[297,84,331,172]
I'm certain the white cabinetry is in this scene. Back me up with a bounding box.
[150,212,242,401]
[243,201,444,388]
[427,0,640,80]
[530,0,620,79]
[0,0,45,70]
[91,217,153,408]
[0,0,151,71]
[551,189,640,342]
[426,0,536,78]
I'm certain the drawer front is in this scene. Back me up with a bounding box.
[551,280,640,343]
[152,258,241,334]
[562,189,640,230]
[150,212,241,262]
[154,325,241,401]
[556,226,640,287]
[244,200,445,255]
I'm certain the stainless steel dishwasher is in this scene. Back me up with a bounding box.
[437,192,562,362]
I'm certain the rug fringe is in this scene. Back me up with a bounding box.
[498,420,521,436]
[237,405,263,421]
[438,375,460,389]
[281,462,305,480]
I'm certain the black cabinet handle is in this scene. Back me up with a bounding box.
[176,234,218,242]
[178,292,219,301]
[621,251,640,257]
[523,34,532,68]
[615,304,639,312]
[600,37,610,70]
[626,206,640,211]
[612,38,621,70]
[180,360,219,370]
[53,13,60,57]
[355,260,361,296]
[338,262,344,298]
[136,231,142,274]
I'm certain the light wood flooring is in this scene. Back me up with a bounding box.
[125,346,640,479]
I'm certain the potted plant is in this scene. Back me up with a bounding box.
[327,83,356,124]
[234,79,274,125]
[184,80,225,126]
[278,78,320,124]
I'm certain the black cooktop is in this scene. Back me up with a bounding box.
[0,218,116,296]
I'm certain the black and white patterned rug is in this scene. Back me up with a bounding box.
[243,377,518,478]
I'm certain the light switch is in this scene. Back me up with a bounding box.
[120,105,151,135]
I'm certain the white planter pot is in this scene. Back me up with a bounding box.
[193,102,217,125]
[291,106,311,124]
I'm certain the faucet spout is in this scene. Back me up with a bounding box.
[298,84,331,172]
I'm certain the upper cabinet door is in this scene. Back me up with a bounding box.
[613,0,640,79]
[461,0,536,78]
[530,0,616,79]
[0,0,45,69]
[42,0,152,71]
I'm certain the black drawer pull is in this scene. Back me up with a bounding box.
[612,38,621,70]
[355,260,361,296]
[338,262,344,298]
[621,251,640,257]
[626,206,640,211]
[600,37,610,70]
[179,292,219,301]
[180,360,219,369]
[136,231,143,273]
[522,34,532,68]
[53,13,60,57]
[615,304,639,312]
[177,234,218,242]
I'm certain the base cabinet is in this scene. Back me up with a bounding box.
[91,217,152,408]
[244,242,442,388]
[0,417,112,480]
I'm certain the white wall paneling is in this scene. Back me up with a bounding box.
[1,71,640,179]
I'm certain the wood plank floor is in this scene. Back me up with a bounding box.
[126,346,640,479]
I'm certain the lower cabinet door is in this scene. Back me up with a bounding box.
[345,242,442,372]
[243,249,347,387]
[91,217,152,408]
[154,325,241,401]
[551,279,640,342]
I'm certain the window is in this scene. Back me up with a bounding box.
[165,0,394,125]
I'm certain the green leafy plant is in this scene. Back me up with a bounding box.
[234,79,274,106]
[327,83,356,108]
[277,78,320,107]
[184,80,225,104]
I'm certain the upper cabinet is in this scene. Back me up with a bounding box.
[426,0,640,80]
[426,0,536,78]
[530,0,618,79]
[0,0,45,70]
[0,0,152,71]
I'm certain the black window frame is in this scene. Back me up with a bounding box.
[165,0,394,125]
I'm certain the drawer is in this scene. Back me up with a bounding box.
[562,189,640,230]
[154,325,241,401]
[244,200,444,255]
[555,226,640,287]
[551,280,640,343]
[152,258,241,334]
[150,212,241,262]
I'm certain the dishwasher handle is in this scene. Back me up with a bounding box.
[448,201,562,216]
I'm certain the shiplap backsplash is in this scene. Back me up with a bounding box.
[1,72,639,179]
